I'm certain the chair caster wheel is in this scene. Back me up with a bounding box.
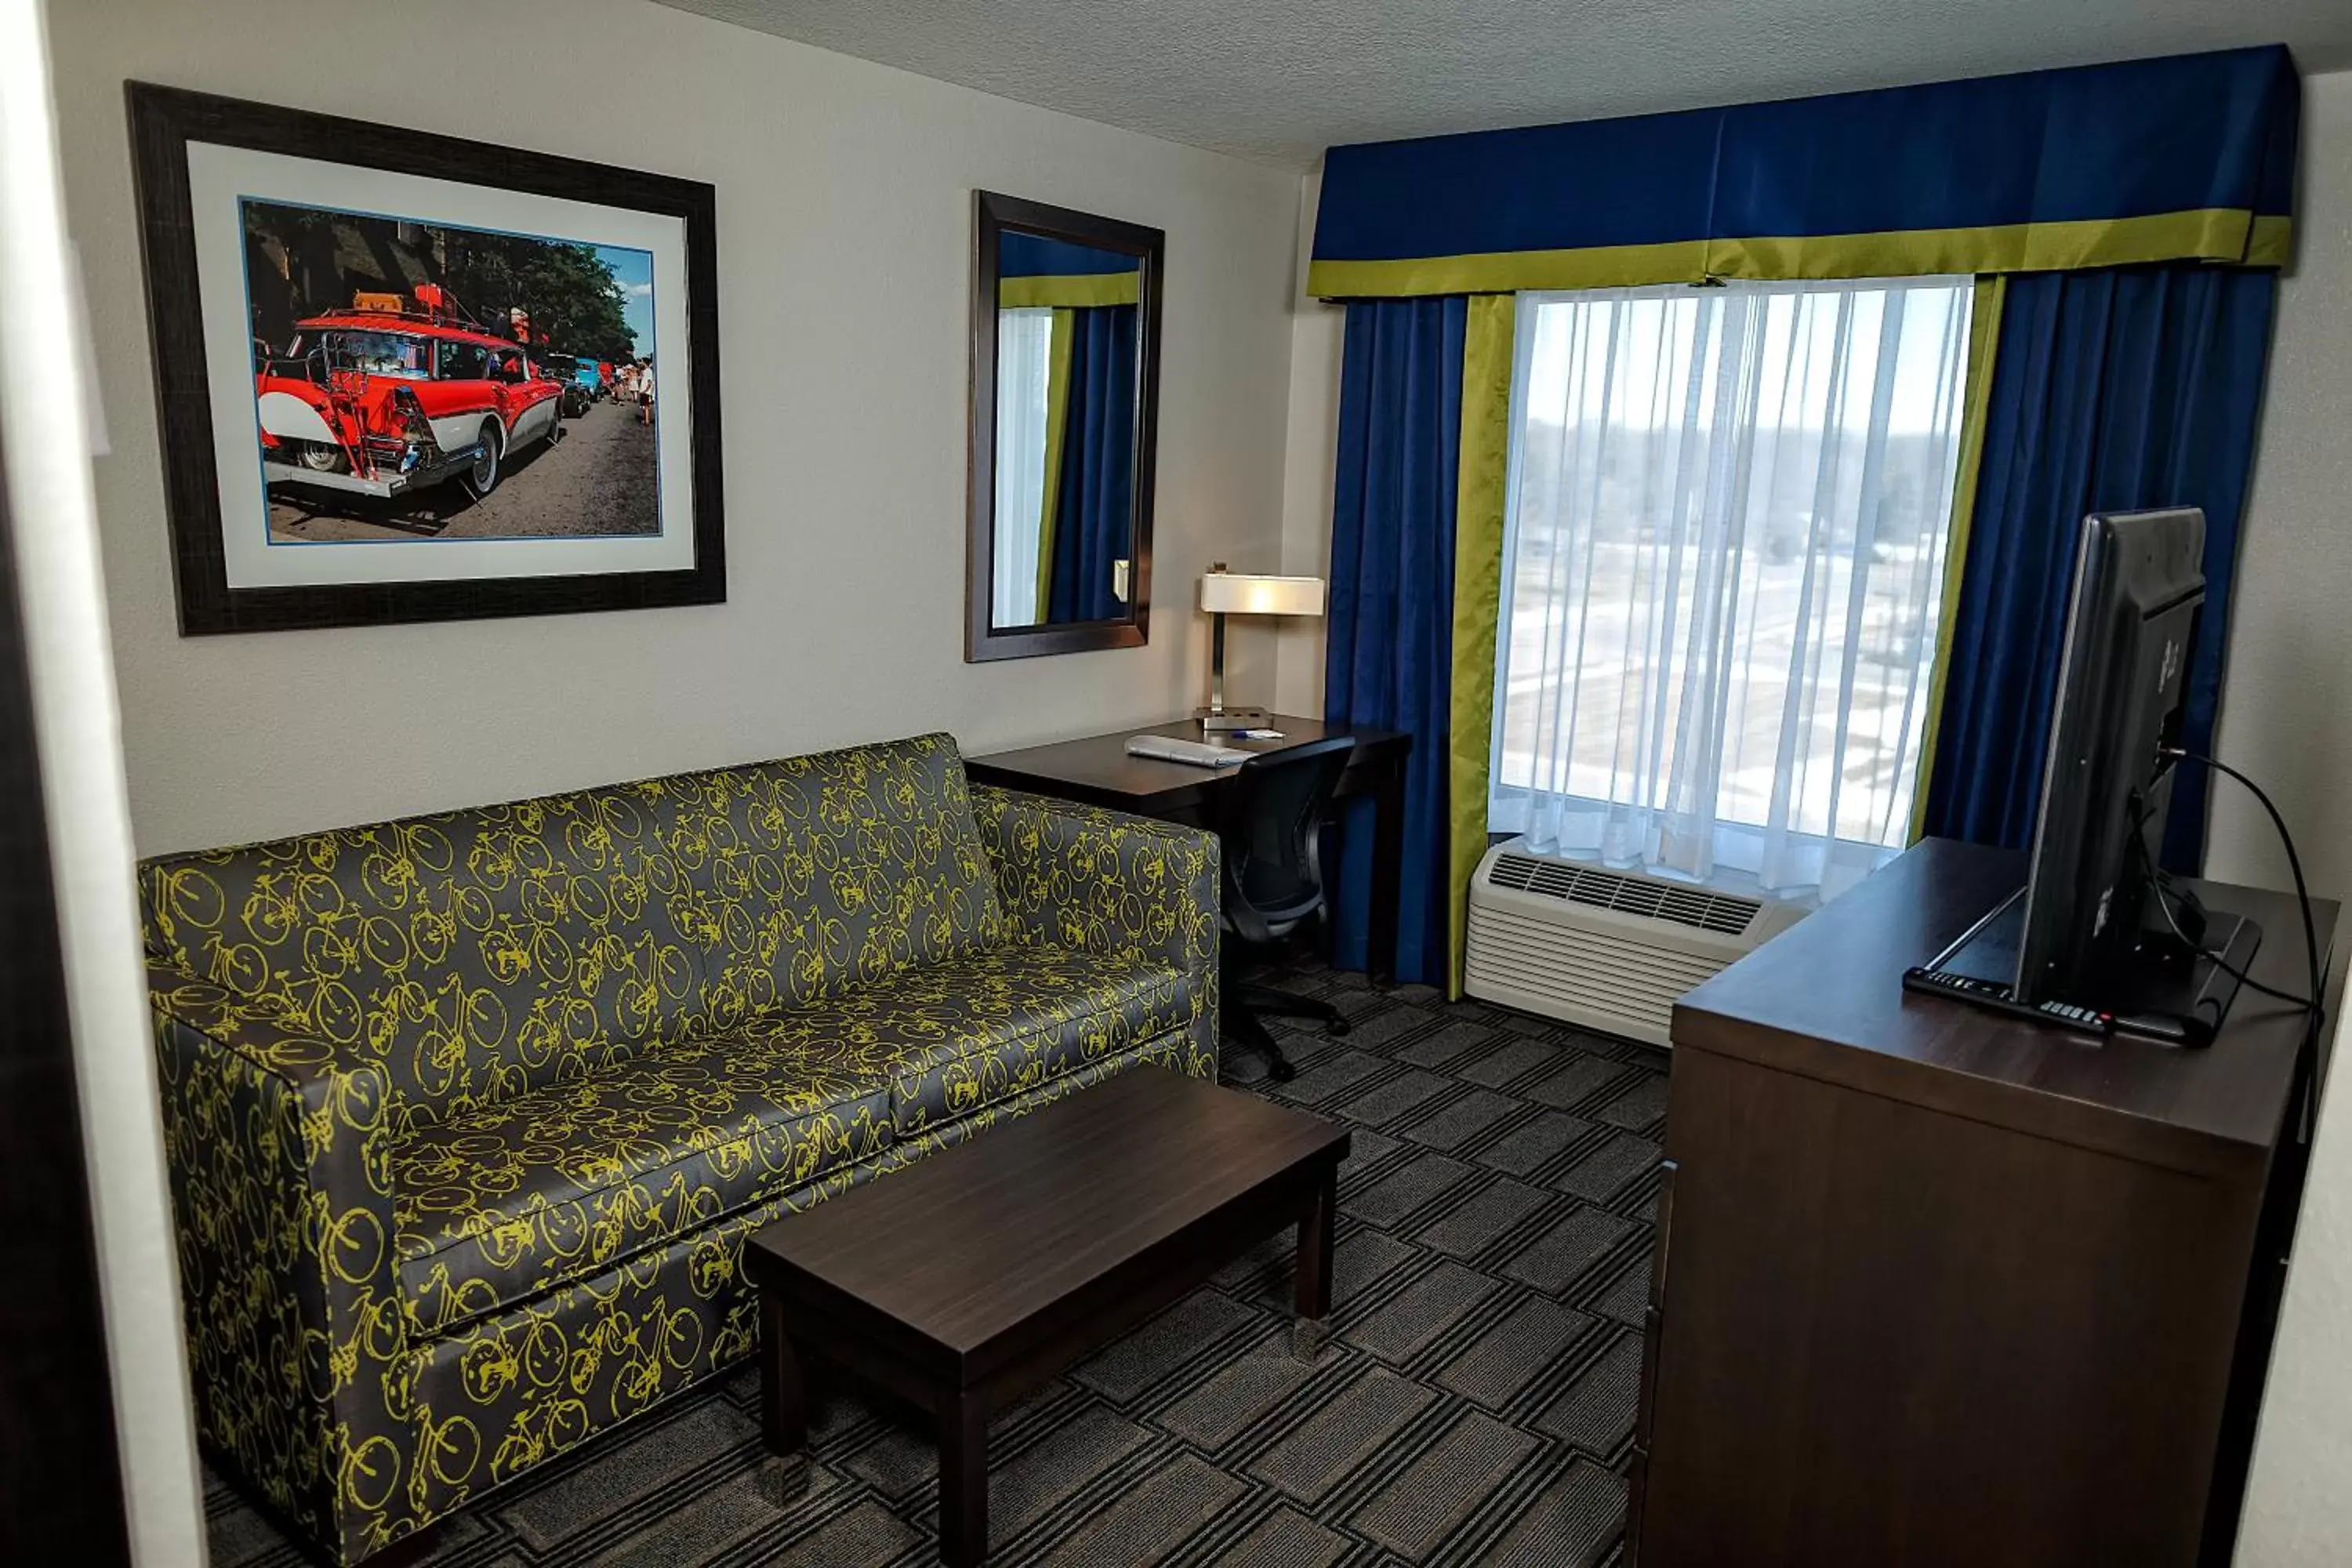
[1269,1057,1298,1083]
[1327,1018,1352,1037]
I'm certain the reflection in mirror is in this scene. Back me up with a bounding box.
[990,232,1140,630]
[968,193,1162,662]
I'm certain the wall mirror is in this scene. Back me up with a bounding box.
[966,191,1163,661]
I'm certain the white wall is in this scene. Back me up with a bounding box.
[2,2,204,1560]
[2243,1006,2352,1568]
[2207,70,2352,901]
[46,0,1302,855]
[2232,74,2352,1568]
[1274,166,1343,719]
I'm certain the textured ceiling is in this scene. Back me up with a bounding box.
[651,0,2352,168]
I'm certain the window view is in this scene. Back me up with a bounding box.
[991,306,1055,628]
[319,329,430,377]
[1490,277,1974,896]
[435,338,489,381]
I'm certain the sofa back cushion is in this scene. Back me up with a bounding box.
[139,734,1004,1125]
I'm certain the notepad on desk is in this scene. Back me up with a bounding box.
[1125,735,1254,768]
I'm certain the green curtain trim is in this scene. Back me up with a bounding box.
[1000,274,1141,309]
[1446,294,1517,1000]
[1710,209,2278,281]
[1308,209,2290,299]
[1909,274,2008,844]
[1034,307,1076,612]
[2249,214,2293,267]
[1309,240,1710,300]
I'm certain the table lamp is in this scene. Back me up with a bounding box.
[1198,564,1326,733]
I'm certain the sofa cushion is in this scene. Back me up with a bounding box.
[390,942,1196,1336]
[392,1030,894,1337]
[756,944,1203,1137]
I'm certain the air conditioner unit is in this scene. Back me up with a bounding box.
[1465,837,1809,1047]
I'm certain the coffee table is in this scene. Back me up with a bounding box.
[745,1065,1351,1566]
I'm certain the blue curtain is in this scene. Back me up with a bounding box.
[1046,305,1138,623]
[1922,264,2276,870]
[1324,297,1466,983]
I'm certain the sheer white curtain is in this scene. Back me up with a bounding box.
[991,307,1055,627]
[1490,277,1973,898]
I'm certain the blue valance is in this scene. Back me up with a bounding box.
[1000,231,1142,307]
[1000,233,1141,278]
[1309,45,2298,298]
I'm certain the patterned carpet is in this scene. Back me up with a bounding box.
[205,957,1668,1567]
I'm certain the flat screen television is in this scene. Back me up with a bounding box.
[1907,507,2256,1046]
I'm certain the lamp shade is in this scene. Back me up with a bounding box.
[1200,572,1326,617]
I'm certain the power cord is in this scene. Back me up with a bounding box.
[2142,857,2302,1006]
[2156,750,2324,1038]
[2131,811,2305,1010]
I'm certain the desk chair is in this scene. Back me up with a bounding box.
[1220,735,1357,1082]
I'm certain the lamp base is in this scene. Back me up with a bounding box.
[1197,706,1272,734]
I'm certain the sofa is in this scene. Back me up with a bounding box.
[141,733,1219,1565]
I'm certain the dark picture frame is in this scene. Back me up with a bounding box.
[126,82,725,635]
[966,191,1163,662]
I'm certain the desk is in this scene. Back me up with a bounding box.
[1633,837,2338,1568]
[964,714,1413,981]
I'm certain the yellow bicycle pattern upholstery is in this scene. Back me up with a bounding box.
[142,735,1218,1564]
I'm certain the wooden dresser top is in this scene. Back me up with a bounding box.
[1674,837,2336,1178]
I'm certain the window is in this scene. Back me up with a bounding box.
[318,330,430,378]
[1490,277,1974,898]
[991,307,1055,628]
[435,339,488,381]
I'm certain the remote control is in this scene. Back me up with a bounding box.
[1903,967,2114,1037]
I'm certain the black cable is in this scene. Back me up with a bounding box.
[2124,796,2306,1008]
[2161,749,2325,1036]
[2234,968,2315,1009]
[2122,828,2237,1036]
[2143,857,2308,1007]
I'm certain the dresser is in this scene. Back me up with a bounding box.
[1634,837,2336,1567]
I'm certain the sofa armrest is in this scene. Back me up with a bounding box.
[970,785,1221,1076]
[148,958,413,1560]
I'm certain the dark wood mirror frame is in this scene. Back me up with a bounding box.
[966,191,1163,662]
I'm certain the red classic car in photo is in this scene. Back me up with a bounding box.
[252,298,564,503]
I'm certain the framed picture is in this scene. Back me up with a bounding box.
[125,82,724,635]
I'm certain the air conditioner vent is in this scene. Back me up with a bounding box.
[1488,851,1762,937]
[1468,839,1812,1047]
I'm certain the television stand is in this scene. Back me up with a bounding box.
[1904,884,2259,1047]
[1634,838,2333,1568]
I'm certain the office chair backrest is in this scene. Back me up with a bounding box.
[1222,735,1357,944]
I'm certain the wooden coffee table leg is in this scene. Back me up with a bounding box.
[937,1388,989,1566]
[1294,1167,1336,1359]
[760,1293,805,1455]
